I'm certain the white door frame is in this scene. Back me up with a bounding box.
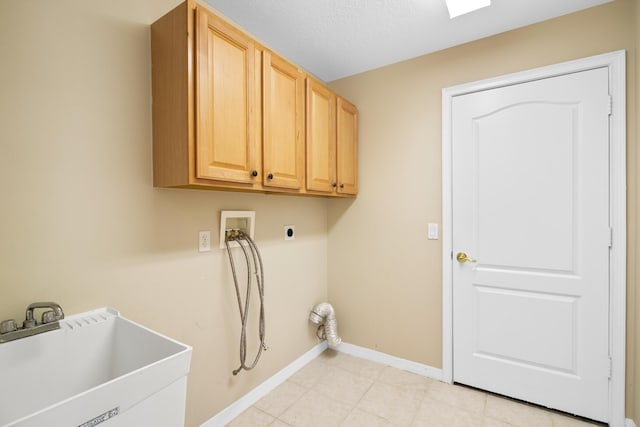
[441,50,626,426]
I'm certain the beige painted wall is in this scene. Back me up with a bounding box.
[0,1,329,426]
[329,0,639,421]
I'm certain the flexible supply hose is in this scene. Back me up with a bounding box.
[309,302,341,347]
[225,230,266,375]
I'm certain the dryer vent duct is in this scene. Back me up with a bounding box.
[309,302,341,348]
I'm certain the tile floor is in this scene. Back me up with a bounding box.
[227,350,605,427]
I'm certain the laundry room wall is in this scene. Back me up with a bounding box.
[328,0,639,420]
[0,1,329,425]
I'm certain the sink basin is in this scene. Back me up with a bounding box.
[0,308,192,427]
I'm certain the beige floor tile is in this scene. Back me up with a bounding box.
[340,408,393,427]
[551,414,603,426]
[486,395,553,427]
[255,381,307,417]
[313,365,373,406]
[227,352,605,427]
[357,381,423,426]
[279,389,352,427]
[425,380,487,414]
[412,396,483,427]
[288,358,328,389]
[377,366,431,392]
[322,351,385,381]
[226,407,275,427]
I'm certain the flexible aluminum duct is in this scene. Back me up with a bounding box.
[309,302,342,347]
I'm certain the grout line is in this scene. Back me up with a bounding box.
[272,384,312,424]
[341,369,377,426]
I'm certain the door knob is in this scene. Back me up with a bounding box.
[456,252,476,263]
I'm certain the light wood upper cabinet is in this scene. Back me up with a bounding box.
[306,78,358,196]
[195,8,260,184]
[337,98,358,195]
[306,78,337,193]
[151,1,357,197]
[151,2,261,190]
[262,50,306,190]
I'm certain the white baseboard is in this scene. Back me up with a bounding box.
[627,419,638,427]
[200,341,328,427]
[335,342,444,382]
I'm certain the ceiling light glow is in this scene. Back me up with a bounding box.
[445,0,491,18]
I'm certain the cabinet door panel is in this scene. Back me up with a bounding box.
[195,8,259,183]
[263,51,305,190]
[306,79,336,193]
[337,98,358,195]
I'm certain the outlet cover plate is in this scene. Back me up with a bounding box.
[199,230,211,252]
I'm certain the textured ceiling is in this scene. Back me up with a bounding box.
[204,0,612,82]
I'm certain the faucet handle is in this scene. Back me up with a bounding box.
[0,320,17,334]
[42,311,56,324]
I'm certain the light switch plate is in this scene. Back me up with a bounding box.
[428,223,439,240]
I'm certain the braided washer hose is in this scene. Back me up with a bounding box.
[225,230,267,375]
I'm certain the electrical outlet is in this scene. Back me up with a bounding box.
[199,231,211,252]
[284,225,295,240]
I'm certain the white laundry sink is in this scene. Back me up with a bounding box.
[0,307,192,427]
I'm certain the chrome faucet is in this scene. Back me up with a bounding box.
[0,302,64,343]
[24,302,64,328]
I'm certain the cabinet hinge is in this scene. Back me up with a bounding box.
[608,227,613,248]
[608,356,612,379]
[608,95,613,116]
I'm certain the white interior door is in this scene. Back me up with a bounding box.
[452,67,611,421]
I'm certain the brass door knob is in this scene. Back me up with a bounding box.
[456,252,476,263]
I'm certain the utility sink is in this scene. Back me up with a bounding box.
[0,308,192,427]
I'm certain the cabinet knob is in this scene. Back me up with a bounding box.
[267,173,274,180]
[340,183,344,188]
[332,182,337,188]
[251,170,258,177]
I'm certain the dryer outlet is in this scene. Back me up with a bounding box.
[284,225,295,240]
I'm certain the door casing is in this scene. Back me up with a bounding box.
[441,50,626,426]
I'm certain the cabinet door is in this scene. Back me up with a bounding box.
[263,51,305,190]
[195,8,260,184]
[306,78,337,193]
[337,98,358,195]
